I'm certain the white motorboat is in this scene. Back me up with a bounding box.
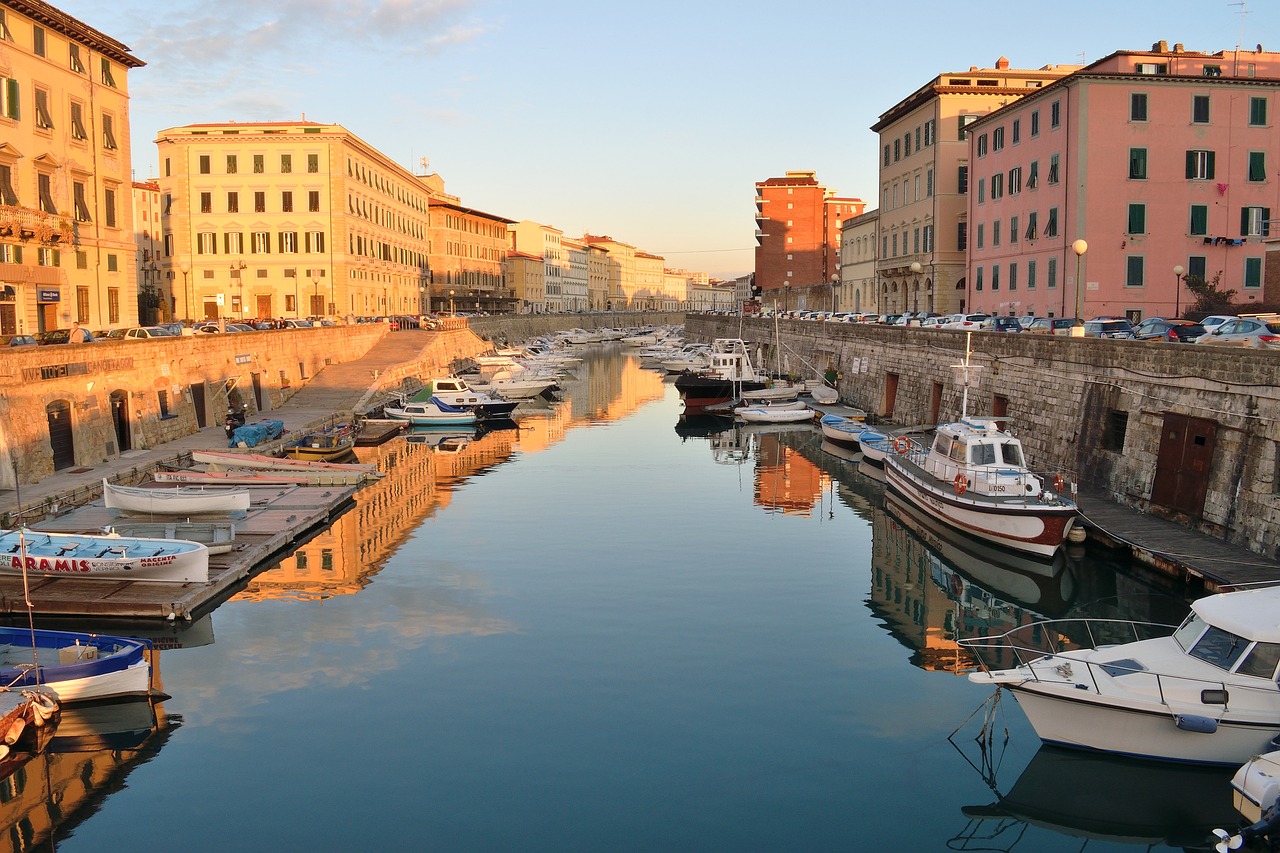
[103,479,251,516]
[731,399,808,416]
[384,397,480,426]
[412,378,520,419]
[0,527,209,583]
[883,416,1077,557]
[961,583,1280,765]
[674,339,768,408]
[468,371,557,400]
[736,405,813,424]
[155,468,369,486]
[819,413,866,447]
[740,383,801,403]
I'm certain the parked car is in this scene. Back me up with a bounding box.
[943,313,991,330]
[35,329,71,345]
[1197,314,1238,334]
[1017,315,1038,330]
[0,334,37,347]
[1194,314,1280,349]
[1026,317,1079,335]
[1132,318,1206,343]
[919,315,948,329]
[986,316,1023,333]
[1083,318,1136,339]
[121,326,177,340]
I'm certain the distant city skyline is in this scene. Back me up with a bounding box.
[58,0,1279,278]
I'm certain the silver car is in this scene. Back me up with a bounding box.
[1195,315,1280,349]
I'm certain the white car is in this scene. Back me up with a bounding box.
[122,326,176,340]
[943,313,991,330]
[1197,314,1237,334]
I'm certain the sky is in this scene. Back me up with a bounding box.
[56,0,1280,279]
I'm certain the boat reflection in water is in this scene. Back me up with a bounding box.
[0,697,173,850]
[953,745,1238,850]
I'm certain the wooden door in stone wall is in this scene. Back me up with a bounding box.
[45,400,74,471]
[110,390,131,453]
[1151,413,1216,519]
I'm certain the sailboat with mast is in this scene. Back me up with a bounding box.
[882,334,1078,557]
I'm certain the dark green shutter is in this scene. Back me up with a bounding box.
[5,78,17,119]
[1186,151,1195,179]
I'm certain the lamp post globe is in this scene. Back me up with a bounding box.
[1173,264,1185,319]
[1071,240,1088,333]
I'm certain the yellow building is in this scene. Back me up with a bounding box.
[583,234,638,310]
[131,179,162,322]
[504,251,544,311]
[509,219,565,313]
[154,121,431,322]
[0,2,144,334]
[423,174,514,314]
[586,242,609,310]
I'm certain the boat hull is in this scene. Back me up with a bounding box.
[884,457,1076,557]
[192,449,379,475]
[819,415,864,447]
[103,480,251,515]
[675,375,767,409]
[0,627,153,703]
[0,528,209,584]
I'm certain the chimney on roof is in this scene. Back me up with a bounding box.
[995,56,1010,69]
[1153,39,1169,52]
[1173,43,1184,53]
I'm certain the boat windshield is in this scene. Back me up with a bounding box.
[1186,625,1249,672]
[970,443,997,465]
[1236,641,1280,679]
[1173,613,1207,651]
[999,441,1025,467]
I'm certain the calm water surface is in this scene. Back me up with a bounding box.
[34,346,1240,852]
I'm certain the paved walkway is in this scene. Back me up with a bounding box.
[0,330,438,521]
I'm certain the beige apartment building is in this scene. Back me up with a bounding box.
[131,179,163,322]
[562,236,589,312]
[155,121,432,322]
[509,220,565,313]
[840,208,879,314]
[504,251,544,312]
[423,174,514,314]
[872,57,1076,315]
[0,2,144,334]
[583,234,639,310]
[586,243,609,310]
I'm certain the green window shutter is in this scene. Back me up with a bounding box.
[1241,207,1249,236]
[12,246,20,264]
[1185,151,1195,179]
[1250,152,1266,182]
[1265,208,1272,237]
[5,78,17,119]
[1207,151,1216,179]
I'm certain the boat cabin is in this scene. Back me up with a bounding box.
[925,418,1041,497]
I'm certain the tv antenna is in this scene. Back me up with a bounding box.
[1229,1,1250,48]
[419,156,430,174]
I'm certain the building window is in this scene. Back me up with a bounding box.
[1009,216,1018,244]
[281,154,292,173]
[253,154,264,173]
[1188,255,1206,281]
[1012,119,1020,144]
[1192,94,1210,124]
[227,191,239,213]
[915,126,921,151]
[37,173,57,214]
[306,231,326,253]
[100,58,116,87]
[991,264,1000,291]
[1126,255,1144,287]
[1047,154,1059,184]
[959,115,977,139]
[308,190,320,212]
[1050,100,1061,128]
[255,191,266,213]
[252,231,270,253]
[991,172,1003,199]
[958,165,968,194]
[992,127,1005,151]
[1129,148,1147,179]
[308,153,319,173]
[1025,211,1038,240]
[924,119,935,145]
[956,222,967,251]
[104,187,116,228]
[1249,151,1266,182]
[196,232,216,254]
[893,139,900,162]
[977,177,985,204]
[279,231,298,253]
[1250,96,1268,126]
[977,134,988,157]
[1009,166,1022,194]
[32,24,44,56]
[102,114,117,149]
[225,232,243,254]
[1008,262,1018,290]
[1045,207,1058,237]
[33,88,52,129]
[1028,160,1039,188]
[883,145,890,166]
[70,101,87,140]
[69,43,85,73]
[1130,93,1148,122]
[1186,150,1215,180]
[1103,410,1128,452]
[1190,205,1208,235]
[1048,256,1057,289]
[926,168,933,197]
[976,266,983,291]
[1242,206,1270,237]
[73,182,91,221]
[226,154,238,174]
[200,192,212,214]
[922,224,934,252]
[281,191,293,213]
[1027,259,1037,289]
[993,220,1001,247]
[1245,256,1263,288]
[976,223,984,249]
[1127,203,1146,234]
[1030,110,1039,136]
[0,165,14,206]
[199,155,210,174]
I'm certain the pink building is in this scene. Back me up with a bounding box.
[967,42,1280,320]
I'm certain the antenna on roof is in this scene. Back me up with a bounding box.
[1230,0,1249,49]
[419,156,430,174]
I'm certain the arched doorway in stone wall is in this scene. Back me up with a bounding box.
[46,400,74,471]
[110,390,131,454]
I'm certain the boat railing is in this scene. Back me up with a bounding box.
[892,449,1076,506]
[957,617,1258,705]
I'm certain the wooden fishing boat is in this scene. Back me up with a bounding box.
[0,626,153,703]
[191,449,382,476]
[0,528,209,584]
[102,479,250,516]
[282,423,358,462]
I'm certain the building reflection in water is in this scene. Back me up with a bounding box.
[235,345,665,604]
[707,424,833,517]
[0,697,173,851]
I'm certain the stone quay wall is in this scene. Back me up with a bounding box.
[689,315,1280,559]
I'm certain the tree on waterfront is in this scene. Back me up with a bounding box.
[1182,272,1236,313]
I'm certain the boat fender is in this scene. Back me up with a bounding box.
[954,473,969,495]
[28,692,57,725]
[0,744,8,762]
[3,718,23,745]
[1174,714,1218,734]
[893,437,911,454]
[1052,473,1065,493]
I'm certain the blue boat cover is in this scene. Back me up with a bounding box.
[230,419,286,447]
[429,397,468,413]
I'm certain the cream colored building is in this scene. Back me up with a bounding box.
[131,179,162,322]
[155,121,432,322]
[840,208,879,314]
[0,3,144,334]
[423,175,513,315]
[662,269,690,309]
[562,236,589,312]
[872,57,1076,315]
[634,251,665,309]
[504,251,544,312]
[586,243,609,310]
[509,220,565,313]
[583,234,638,310]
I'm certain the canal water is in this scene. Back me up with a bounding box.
[22,345,1243,851]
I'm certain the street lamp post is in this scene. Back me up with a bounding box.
[831,273,839,313]
[312,278,321,318]
[909,261,922,317]
[449,289,455,315]
[178,261,191,322]
[1173,264,1185,319]
[231,260,247,321]
[1071,239,1088,336]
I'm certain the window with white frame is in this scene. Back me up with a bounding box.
[1242,206,1270,237]
[1186,149,1215,180]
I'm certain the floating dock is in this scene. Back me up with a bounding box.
[0,483,358,620]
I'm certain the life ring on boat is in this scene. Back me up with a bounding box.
[954,473,969,495]
[1052,473,1066,493]
[893,437,911,454]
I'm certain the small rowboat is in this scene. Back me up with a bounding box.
[0,528,209,583]
[155,468,370,486]
[0,626,153,703]
[103,479,250,516]
[191,449,382,476]
[282,423,358,462]
[736,406,814,424]
[819,413,866,447]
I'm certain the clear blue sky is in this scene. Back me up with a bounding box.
[59,0,1278,279]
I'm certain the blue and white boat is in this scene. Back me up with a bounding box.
[383,397,479,427]
[0,527,209,584]
[819,413,866,448]
[0,626,153,703]
[857,426,896,465]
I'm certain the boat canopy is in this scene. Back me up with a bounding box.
[1192,585,1280,644]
